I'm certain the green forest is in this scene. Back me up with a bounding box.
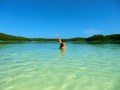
[0,33,120,44]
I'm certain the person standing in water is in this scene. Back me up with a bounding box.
[56,34,66,49]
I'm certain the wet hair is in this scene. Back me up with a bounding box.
[60,43,64,48]
[60,41,66,48]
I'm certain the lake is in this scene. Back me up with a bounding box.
[0,42,120,90]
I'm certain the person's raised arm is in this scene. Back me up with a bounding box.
[56,34,62,43]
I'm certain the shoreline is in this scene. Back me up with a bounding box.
[0,40,120,44]
[0,33,120,44]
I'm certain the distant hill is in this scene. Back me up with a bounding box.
[0,33,30,41]
[86,34,120,44]
[0,33,86,42]
[0,33,120,44]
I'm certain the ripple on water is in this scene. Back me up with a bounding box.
[0,43,120,90]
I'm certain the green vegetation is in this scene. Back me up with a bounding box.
[63,37,86,42]
[31,38,58,42]
[0,33,120,44]
[86,34,120,44]
[0,33,86,42]
[0,33,30,41]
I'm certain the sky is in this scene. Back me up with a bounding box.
[0,0,120,38]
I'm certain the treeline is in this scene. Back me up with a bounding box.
[0,33,86,42]
[86,34,120,43]
[0,33,120,43]
[31,38,58,42]
[0,33,30,41]
[30,37,86,42]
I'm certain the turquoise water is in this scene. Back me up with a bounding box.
[0,42,120,90]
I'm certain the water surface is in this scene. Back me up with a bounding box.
[0,42,120,90]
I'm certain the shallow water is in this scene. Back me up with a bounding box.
[0,42,120,90]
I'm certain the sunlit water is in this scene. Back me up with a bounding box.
[0,42,120,90]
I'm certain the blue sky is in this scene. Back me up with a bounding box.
[0,0,120,38]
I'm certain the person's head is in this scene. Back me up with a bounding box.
[60,41,66,48]
[61,41,66,45]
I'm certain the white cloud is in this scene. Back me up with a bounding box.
[82,29,100,36]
